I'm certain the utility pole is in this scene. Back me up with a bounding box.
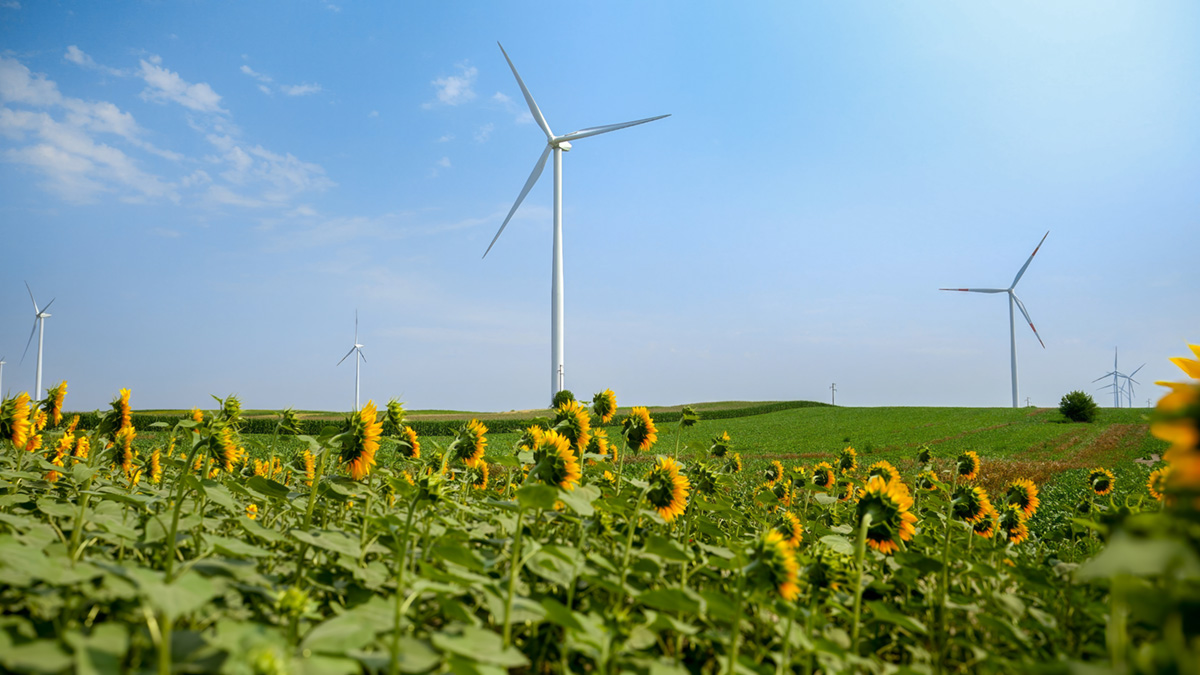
[1025,396,1031,407]
[830,383,837,406]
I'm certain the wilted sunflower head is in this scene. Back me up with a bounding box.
[646,456,691,523]
[214,394,243,428]
[385,398,406,434]
[812,462,835,488]
[450,419,488,465]
[1087,467,1115,496]
[916,444,932,466]
[748,530,800,601]
[554,399,592,454]
[689,461,721,495]
[338,400,382,481]
[679,405,700,428]
[774,511,804,549]
[1148,466,1172,501]
[591,389,618,424]
[837,446,858,474]
[623,407,658,452]
[279,408,302,436]
[867,460,901,486]
[45,381,67,427]
[709,430,733,457]
[957,451,981,481]
[952,484,992,523]
[0,392,32,448]
[857,475,917,555]
[530,428,581,491]
[397,425,421,459]
[1006,478,1040,519]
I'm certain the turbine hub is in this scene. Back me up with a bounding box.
[555,140,572,151]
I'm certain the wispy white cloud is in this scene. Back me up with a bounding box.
[64,46,126,76]
[139,57,226,113]
[493,91,533,124]
[204,133,334,205]
[369,110,379,118]
[437,133,454,143]
[240,63,323,97]
[474,122,494,143]
[425,63,476,108]
[1,1,20,9]
[430,155,451,177]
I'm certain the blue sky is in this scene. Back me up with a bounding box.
[1,1,1196,413]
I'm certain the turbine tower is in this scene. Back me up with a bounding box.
[0,357,6,397]
[940,232,1048,408]
[1121,364,1144,408]
[21,282,55,398]
[483,42,670,401]
[1093,348,1139,408]
[337,311,367,411]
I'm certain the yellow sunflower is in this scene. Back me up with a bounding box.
[246,504,258,520]
[725,452,743,474]
[764,459,785,487]
[1088,467,1115,496]
[812,461,835,489]
[867,460,901,485]
[73,435,90,460]
[399,425,421,459]
[774,510,804,549]
[466,459,490,491]
[623,406,658,453]
[952,485,992,523]
[857,475,918,555]
[998,504,1029,544]
[302,449,315,487]
[584,427,610,462]
[46,381,67,427]
[341,400,382,481]
[916,470,939,491]
[450,419,488,465]
[957,451,981,482]
[191,407,204,425]
[24,432,41,454]
[837,446,858,474]
[530,428,581,491]
[66,414,80,434]
[646,456,691,523]
[972,504,998,538]
[709,430,732,457]
[215,426,245,473]
[752,530,800,601]
[116,425,137,475]
[1147,466,1171,501]
[592,389,618,424]
[1006,478,1040,519]
[115,388,132,431]
[554,399,591,454]
[1168,343,1200,379]
[790,465,809,489]
[149,447,162,484]
[1,392,32,449]
[33,410,47,433]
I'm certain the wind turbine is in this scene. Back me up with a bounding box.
[482,42,670,401]
[0,357,6,397]
[940,232,1048,408]
[336,311,366,411]
[1093,348,1138,408]
[21,282,55,398]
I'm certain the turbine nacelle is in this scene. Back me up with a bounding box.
[554,140,572,151]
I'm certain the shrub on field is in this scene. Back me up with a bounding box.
[1059,390,1099,423]
[551,389,576,409]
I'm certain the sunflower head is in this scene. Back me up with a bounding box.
[857,475,918,555]
[246,504,258,520]
[774,511,804,549]
[952,484,993,524]
[301,450,315,486]
[384,398,407,435]
[591,389,618,424]
[998,503,1029,544]
[278,408,303,436]
[466,459,490,490]
[837,446,858,474]
[66,414,80,434]
[398,425,421,459]
[529,428,581,491]
[1148,466,1172,501]
[972,504,998,538]
[748,530,800,601]
[190,408,205,425]
[1006,478,1040,519]
[74,435,90,460]
[764,460,785,487]
[679,405,700,428]
[803,544,853,594]
[790,465,809,489]
[450,419,488,465]
[116,388,132,430]
[689,461,721,495]
[1088,467,1115,496]
[867,460,901,485]
[837,478,855,502]
[724,452,743,474]
[149,447,163,484]
[957,451,981,481]
[554,399,592,455]
[215,394,243,428]
[0,392,32,449]
[915,444,932,466]
[623,407,658,452]
[646,456,690,523]
[212,425,245,473]
[45,381,67,427]
[583,427,610,463]
[339,400,382,481]
[812,461,835,488]
[709,430,732,458]
[916,470,940,492]
[115,425,137,475]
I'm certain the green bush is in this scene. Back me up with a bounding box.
[551,389,576,409]
[1059,390,1099,422]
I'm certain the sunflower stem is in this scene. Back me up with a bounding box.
[726,571,746,675]
[850,511,873,654]
[618,489,648,593]
[779,596,799,675]
[389,499,419,675]
[502,504,528,649]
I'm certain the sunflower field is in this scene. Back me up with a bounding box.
[1,349,1199,674]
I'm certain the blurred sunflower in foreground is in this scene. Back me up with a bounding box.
[1150,343,1200,500]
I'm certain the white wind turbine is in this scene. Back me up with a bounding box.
[1121,364,1144,408]
[940,232,1049,408]
[0,356,6,397]
[21,282,55,398]
[483,42,670,401]
[336,311,367,411]
[1093,347,1136,408]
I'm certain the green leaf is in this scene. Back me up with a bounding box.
[302,615,376,654]
[290,529,362,558]
[516,484,558,511]
[198,481,238,513]
[246,476,293,500]
[71,464,98,483]
[140,572,219,620]
[541,597,585,631]
[431,626,530,668]
[867,601,927,635]
[1,639,73,673]
[557,484,599,516]
[819,534,854,555]
[208,534,270,559]
[638,588,704,615]
[643,534,693,563]
[699,590,739,623]
[1076,532,1200,581]
[65,623,128,675]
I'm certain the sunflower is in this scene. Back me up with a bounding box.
[1148,466,1171,501]
[837,446,858,474]
[246,504,258,520]
[33,410,47,433]
[554,399,591,454]
[450,419,488,466]
[398,425,421,459]
[1006,479,1040,519]
[302,450,315,487]
[530,428,582,491]
[646,456,691,523]
[45,446,65,483]
[998,504,1029,544]
[837,478,855,502]
[689,462,720,495]
[790,465,809,489]
[215,426,245,473]
[952,485,993,524]
[385,398,406,434]
[857,475,918,555]
[915,444,932,466]
[74,435,90,460]
[1088,467,1115,496]
[812,461,835,489]
[774,510,804,549]
[584,427,611,462]
[709,431,732,458]
[24,432,41,454]
[867,460,901,486]
[804,545,852,594]
[972,504,998,538]
[1168,343,1200,379]
[600,470,618,489]
[191,407,204,425]
[46,381,67,427]
[115,388,132,431]
[765,460,785,487]
[592,389,617,424]
[751,530,800,601]
[725,452,743,474]
[116,425,137,476]
[623,407,658,453]
[915,470,939,491]
[957,451,981,482]
[1,392,32,449]
[466,459,490,490]
[149,447,162,484]
[340,400,382,481]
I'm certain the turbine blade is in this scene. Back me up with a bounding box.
[336,346,356,366]
[359,349,367,363]
[497,42,554,140]
[483,145,552,258]
[938,288,1006,293]
[40,297,56,314]
[25,281,38,314]
[1092,374,1112,383]
[1011,231,1049,288]
[556,114,671,143]
[1129,364,1145,378]
[20,320,37,364]
[1011,292,1045,348]
[355,310,359,343]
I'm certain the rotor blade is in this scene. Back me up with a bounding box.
[1011,292,1045,348]
[25,281,38,314]
[483,145,552,258]
[20,320,37,364]
[556,114,671,143]
[336,345,356,366]
[497,42,553,141]
[1092,373,1114,383]
[40,297,56,314]
[1011,231,1049,289]
[1129,364,1145,378]
[355,310,359,343]
[358,349,367,363]
[938,288,1007,293]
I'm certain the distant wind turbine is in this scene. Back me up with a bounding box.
[940,232,1049,408]
[1093,348,1140,408]
[1121,364,1144,408]
[337,311,367,411]
[0,356,6,397]
[482,42,670,401]
[21,282,55,398]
